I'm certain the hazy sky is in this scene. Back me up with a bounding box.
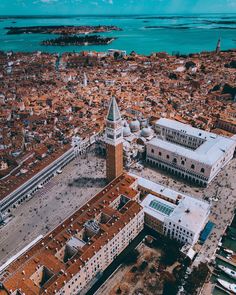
[1,0,236,15]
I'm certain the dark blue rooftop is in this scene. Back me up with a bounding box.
[200,221,215,244]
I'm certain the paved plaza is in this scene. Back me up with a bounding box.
[0,152,106,266]
[1,151,235,276]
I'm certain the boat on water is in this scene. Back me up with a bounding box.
[218,265,236,280]
[217,279,236,294]
[228,227,236,240]
[223,248,235,255]
[226,255,232,260]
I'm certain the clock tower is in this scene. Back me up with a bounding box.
[105,97,123,182]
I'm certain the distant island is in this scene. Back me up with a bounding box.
[41,35,116,46]
[5,25,122,35]
[145,25,190,30]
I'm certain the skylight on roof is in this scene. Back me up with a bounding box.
[149,200,174,216]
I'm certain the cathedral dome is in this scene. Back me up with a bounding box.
[123,122,132,137]
[139,117,148,128]
[122,120,127,126]
[141,127,153,138]
[130,120,140,132]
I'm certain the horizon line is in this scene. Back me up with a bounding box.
[1,12,236,17]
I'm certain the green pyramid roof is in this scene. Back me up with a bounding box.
[107,97,121,122]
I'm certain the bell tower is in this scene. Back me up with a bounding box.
[105,97,123,182]
[216,38,221,54]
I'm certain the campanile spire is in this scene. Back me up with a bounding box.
[105,97,123,182]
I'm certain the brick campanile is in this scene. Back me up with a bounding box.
[105,97,123,182]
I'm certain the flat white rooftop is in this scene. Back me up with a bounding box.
[156,118,214,140]
[151,118,236,165]
[131,174,190,202]
[169,196,210,233]
[134,174,210,233]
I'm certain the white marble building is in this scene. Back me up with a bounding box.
[146,118,236,186]
[138,177,210,246]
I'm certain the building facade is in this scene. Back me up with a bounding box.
[146,118,236,186]
[105,97,124,182]
[0,174,144,295]
[163,195,210,246]
[138,176,210,246]
[215,118,236,135]
[0,172,211,294]
[72,133,100,157]
[0,147,75,213]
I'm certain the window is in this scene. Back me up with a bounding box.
[107,134,114,139]
[181,160,185,165]
[159,151,162,156]
[173,158,177,164]
[151,149,154,153]
[191,164,195,170]
[166,155,170,159]
[201,168,205,173]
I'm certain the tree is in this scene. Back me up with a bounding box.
[225,60,236,69]
[163,281,179,295]
[160,243,180,266]
[222,83,236,99]
[185,61,196,70]
[184,263,209,295]
[162,272,179,295]
[123,248,139,265]
[114,51,121,60]
[130,266,138,273]
[169,72,178,80]
[139,260,148,271]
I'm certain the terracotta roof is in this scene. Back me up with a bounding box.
[0,173,142,294]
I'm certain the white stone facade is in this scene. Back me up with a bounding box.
[136,176,210,246]
[146,118,236,186]
[141,191,210,246]
[163,196,210,245]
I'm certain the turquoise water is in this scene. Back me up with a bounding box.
[0,14,235,55]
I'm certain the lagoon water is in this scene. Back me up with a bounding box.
[0,14,235,55]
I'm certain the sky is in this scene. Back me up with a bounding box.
[0,0,236,15]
